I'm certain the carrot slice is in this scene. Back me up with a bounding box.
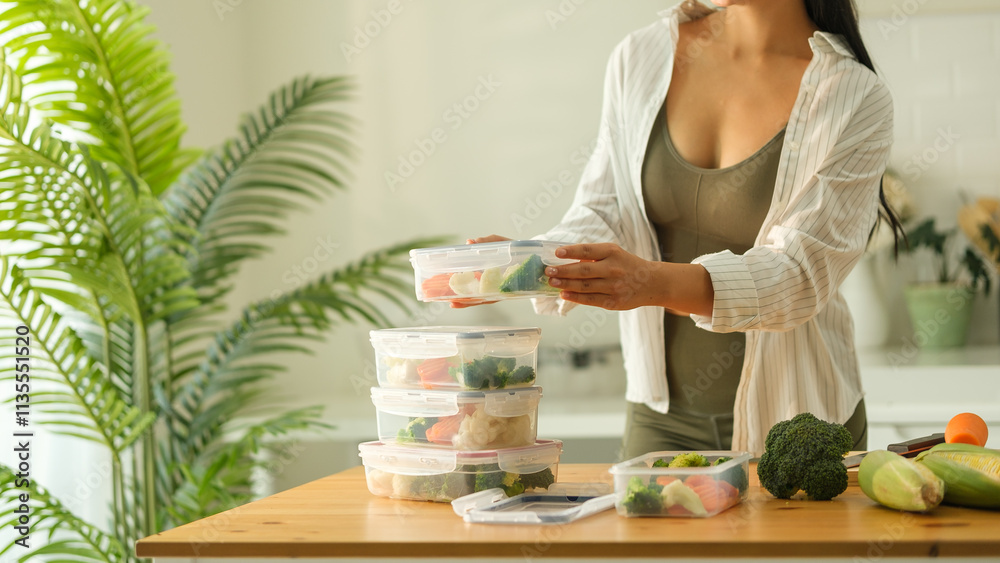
[684,475,739,514]
[424,414,463,445]
[421,273,456,298]
[655,476,679,487]
[945,412,989,446]
[417,357,456,389]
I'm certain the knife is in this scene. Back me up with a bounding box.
[842,433,946,468]
[887,433,945,457]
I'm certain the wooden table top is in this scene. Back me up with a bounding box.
[136,463,1000,559]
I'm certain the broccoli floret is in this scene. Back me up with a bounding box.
[474,465,505,492]
[396,417,433,443]
[713,456,749,494]
[517,468,555,492]
[491,357,516,388]
[756,412,853,501]
[667,453,709,468]
[506,365,536,386]
[651,458,670,468]
[459,356,524,389]
[499,254,546,292]
[460,358,493,389]
[439,472,473,500]
[621,477,664,515]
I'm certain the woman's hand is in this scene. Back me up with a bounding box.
[545,243,664,310]
[547,243,715,315]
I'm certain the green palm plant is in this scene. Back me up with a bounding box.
[0,1,435,561]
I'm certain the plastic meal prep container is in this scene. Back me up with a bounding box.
[369,326,541,391]
[370,386,541,450]
[409,240,577,303]
[359,439,563,503]
[609,451,752,517]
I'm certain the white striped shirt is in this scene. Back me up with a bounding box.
[534,1,893,455]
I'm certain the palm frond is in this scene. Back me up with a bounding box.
[0,465,125,562]
[0,259,155,454]
[0,0,199,194]
[158,238,436,498]
[162,407,326,528]
[161,76,355,298]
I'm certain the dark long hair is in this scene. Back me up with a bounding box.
[805,0,906,254]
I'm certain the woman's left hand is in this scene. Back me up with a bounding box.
[546,243,666,311]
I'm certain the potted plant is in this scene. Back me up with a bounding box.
[900,217,992,349]
[0,1,437,561]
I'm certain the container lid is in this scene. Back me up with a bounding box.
[608,451,752,476]
[409,240,576,271]
[451,484,615,525]
[370,326,541,358]
[358,439,563,475]
[370,386,542,418]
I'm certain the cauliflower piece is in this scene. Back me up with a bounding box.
[478,266,505,295]
[385,358,419,386]
[448,271,480,296]
[452,409,533,450]
[366,468,395,496]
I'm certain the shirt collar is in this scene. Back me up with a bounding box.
[809,32,857,60]
[657,2,859,61]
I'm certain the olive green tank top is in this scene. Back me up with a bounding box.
[642,104,785,416]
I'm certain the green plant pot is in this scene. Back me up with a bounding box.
[902,284,976,349]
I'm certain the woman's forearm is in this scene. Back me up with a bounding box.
[654,262,715,318]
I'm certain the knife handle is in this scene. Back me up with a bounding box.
[887,433,945,456]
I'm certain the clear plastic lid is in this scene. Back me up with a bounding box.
[609,451,752,476]
[409,240,575,271]
[358,439,563,475]
[370,386,542,418]
[369,326,541,359]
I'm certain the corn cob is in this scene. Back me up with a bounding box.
[915,443,1000,509]
[858,450,944,512]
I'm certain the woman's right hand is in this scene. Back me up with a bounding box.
[450,235,512,308]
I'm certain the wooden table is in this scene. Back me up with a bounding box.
[136,464,1000,560]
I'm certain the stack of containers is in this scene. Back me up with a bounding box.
[359,241,575,503]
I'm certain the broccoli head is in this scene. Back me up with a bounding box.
[756,412,853,501]
[667,453,709,468]
[651,458,670,468]
[499,254,547,293]
[473,465,505,492]
[396,417,432,443]
[713,456,749,494]
[506,365,536,386]
[459,356,519,389]
[621,477,664,515]
[517,468,555,492]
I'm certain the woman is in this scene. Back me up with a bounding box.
[470,0,903,457]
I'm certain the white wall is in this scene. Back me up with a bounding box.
[134,0,1000,489]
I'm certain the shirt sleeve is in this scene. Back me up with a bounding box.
[532,38,631,316]
[691,76,894,332]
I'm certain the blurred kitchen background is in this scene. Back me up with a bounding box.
[58,0,1000,497]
